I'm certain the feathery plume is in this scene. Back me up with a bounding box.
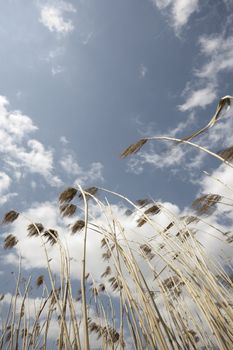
[60,203,77,217]
[27,223,44,237]
[36,275,44,287]
[4,234,18,249]
[121,138,147,158]
[71,220,85,234]
[59,187,77,204]
[192,194,222,215]
[2,210,19,224]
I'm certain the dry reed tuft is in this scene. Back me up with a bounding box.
[102,250,112,261]
[21,328,27,338]
[59,187,77,204]
[108,276,123,292]
[218,145,233,161]
[121,138,148,158]
[101,238,109,248]
[36,275,44,287]
[136,217,147,227]
[163,222,174,233]
[2,210,19,224]
[1,96,233,350]
[98,283,105,292]
[144,204,160,215]
[88,319,119,344]
[60,203,77,217]
[162,275,184,290]
[4,234,18,249]
[140,244,155,260]
[78,186,98,199]
[192,194,222,215]
[101,266,111,278]
[27,223,44,237]
[180,215,199,225]
[135,198,152,207]
[43,229,58,245]
[71,220,85,234]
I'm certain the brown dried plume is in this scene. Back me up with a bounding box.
[59,187,77,204]
[121,138,147,158]
[2,210,19,224]
[4,234,18,249]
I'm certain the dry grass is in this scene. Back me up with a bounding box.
[1,98,233,349]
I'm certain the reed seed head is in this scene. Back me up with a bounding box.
[121,138,147,158]
[218,145,233,161]
[71,220,85,234]
[2,210,19,224]
[4,234,18,249]
[137,217,147,227]
[135,198,152,207]
[43,229,58,245]
[140,244,155,260]
[60,203,77,217]
[78,186,98,200]
[59,187,77,204]
[27,223,44,237]
[101,266,111,278]
[192,194,222,215]
[144,204,160,215]
[36,275,44,287]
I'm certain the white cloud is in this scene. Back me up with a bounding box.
[151,0,199,31]
[0,172,11,193]
[139,64,148,79]
[196,34,233,79]
[39,1,76,35]
[0,95,62,187]
[60,153,104,185]
[127,145,186,174]
[60,135,69,144]
[0,172,17,205]
[201,164,233,198]
[180,30,233,111]
[2,196,180,279]
[179,86,217,111]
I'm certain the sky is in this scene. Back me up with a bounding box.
[0,0,233,207]
[1,0,233,346]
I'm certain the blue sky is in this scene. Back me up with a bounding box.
[0,0,232,209]
[1,0,233,209]
[1,0,233,346]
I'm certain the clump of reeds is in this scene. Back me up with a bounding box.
[1,97,233,349]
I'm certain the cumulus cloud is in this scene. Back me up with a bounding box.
[0,172,17,205]
[0,95,62,187]
[126,145,186,174]
[196,34,233,79]
[60,153,104,185]
[39,1,76,35]
[180,21,233,111]
[179,86,217,111]
[2,195,180,278]
[151,0,199,31]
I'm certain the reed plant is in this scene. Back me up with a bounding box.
[1,99,233,349]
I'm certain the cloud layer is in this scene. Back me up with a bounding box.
[0,95,62,188]
[39,1,76,34]
[152,0,199,31]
